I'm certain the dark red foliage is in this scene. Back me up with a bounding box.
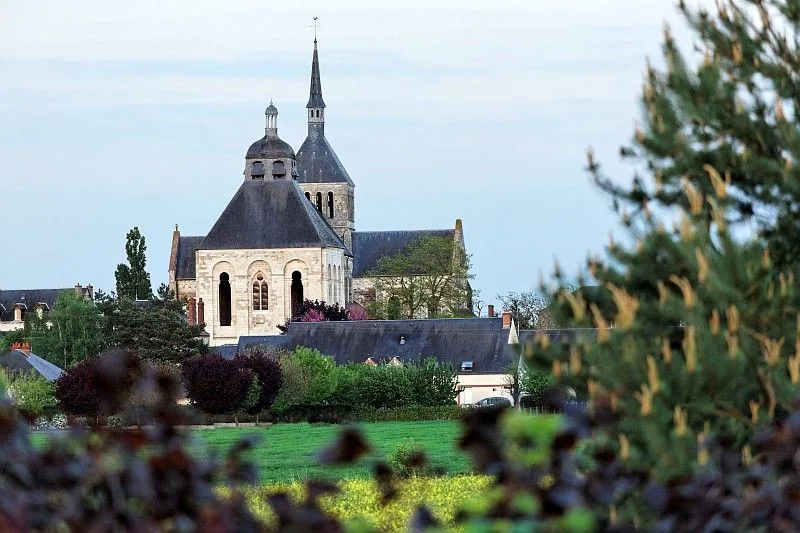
[233,348,283,413]
[0,353,264,532]
[182,354,255,415]
[55,350,142,417]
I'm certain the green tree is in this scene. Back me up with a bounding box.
[369,235,473,318]
[115,227,153,300]
[27,291,104,368]
[497,290,558,329]
[5,370,57,419]
[104,298,207,364]
[526,0,800,480]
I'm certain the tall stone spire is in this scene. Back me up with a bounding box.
[307,39,325,136]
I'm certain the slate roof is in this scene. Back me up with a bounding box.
[0,289,69,322]
[296,133,354,185]
[351,230,455,277]
[306,40,326,109]
[200,180,348,252]
[239,317,513,372]
[176,236,204,280]
[0,349,64,381]
[246,135,296,160]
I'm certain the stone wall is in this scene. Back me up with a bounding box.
[297,182,354,249]
[195,247,346,346]
[175,279,197,301]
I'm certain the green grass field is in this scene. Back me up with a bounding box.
[32,420,471,483]
[194,420,470,483]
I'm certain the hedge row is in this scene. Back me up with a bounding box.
[103,404,472,427]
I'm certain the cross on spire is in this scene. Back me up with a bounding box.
[309,16,320,43]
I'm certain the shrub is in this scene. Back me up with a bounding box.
[234,348,283,413]
[408,357,458,406]
[387,439,442,478]
[6,371,56,420]
[54,350,141,419]
[182,353,255,415]
[273,348,338,411]
[327,357,458,410]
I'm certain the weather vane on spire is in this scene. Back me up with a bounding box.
[309,16,320,42]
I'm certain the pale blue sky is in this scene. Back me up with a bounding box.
[0,0,709,308]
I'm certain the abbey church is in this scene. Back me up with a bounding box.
[168,39,465,346]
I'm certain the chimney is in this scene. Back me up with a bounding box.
[197,298,205,325]
[502,311,512,329]
[187,297,197,326]
[11,341,31,354]
[487,304,495,318]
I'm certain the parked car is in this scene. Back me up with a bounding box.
[474,396,512,408]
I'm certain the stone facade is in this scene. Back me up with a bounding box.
[297,182,354,249]
[194,247,346,346]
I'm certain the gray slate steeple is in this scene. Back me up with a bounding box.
[306,39,326,109]
[296,39,354,186]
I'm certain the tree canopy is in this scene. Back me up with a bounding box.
[115,227,153,301]
[367,235,473,319]
[26,291,105,369]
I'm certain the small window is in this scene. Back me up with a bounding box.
[251,161,265,179]
[305,192,311,201]
[316,110,320,118]
[461,361,474,371]
[272,160,286,176]
[252,273,268,310]
[316,192,323,213]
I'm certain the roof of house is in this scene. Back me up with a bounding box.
[0,349,64,381]
[351,229,455,277]
[175,236,204,280]
[200,180,348,252]
[296,132,353,185]
[0,289,68,322]
[238,317,514,372]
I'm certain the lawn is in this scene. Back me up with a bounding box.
[194,420,471,483]
[32,420,471,484]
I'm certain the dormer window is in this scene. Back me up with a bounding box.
[272,160,286,176]
[251,161,265,179]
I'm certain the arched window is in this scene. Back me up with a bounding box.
[252,273,269,310]
[315,192,323,213]
[219,273,232,326]
[327,192,334,218]
[305,192,311,201]
[316,110,320,118]
[291,271,304,317]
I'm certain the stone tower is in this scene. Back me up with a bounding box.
[296,39,355,251]
[244,101,298,181]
